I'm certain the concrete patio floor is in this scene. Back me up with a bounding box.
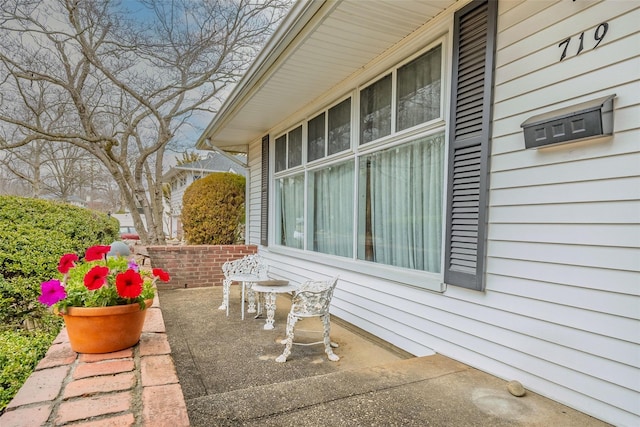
[158,285,611,427]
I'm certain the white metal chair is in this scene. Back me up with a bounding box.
[220,254,268,319]
[276,276,340,363]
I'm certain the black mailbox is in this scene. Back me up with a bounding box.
[521,94,615,149]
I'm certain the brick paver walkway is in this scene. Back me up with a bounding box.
[0,295,190,427]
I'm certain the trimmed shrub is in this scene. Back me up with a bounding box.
[0,195,119,412]
[0,276,47,331]
[181,172,246,245]
[0,330,53,411]
[0,196,119,328]
[0,196,119,285]
[0,196,119,261]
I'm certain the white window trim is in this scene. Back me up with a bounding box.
[268,244,445,292]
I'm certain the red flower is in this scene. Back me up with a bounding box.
[57,254,79,274]
[116,269,143,299]
[152,268,171,282]
[84,245,111,262]
[84,266,110,290]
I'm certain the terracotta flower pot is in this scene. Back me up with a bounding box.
[61,299,153,354]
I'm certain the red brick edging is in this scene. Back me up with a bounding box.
[0,294,189,427]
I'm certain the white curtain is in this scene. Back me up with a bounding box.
[277,175,304,249]
[311,161,354,257]
[359,133,444,272]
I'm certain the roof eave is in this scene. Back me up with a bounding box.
[196,0,327,151]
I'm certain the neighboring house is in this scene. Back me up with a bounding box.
[67,195,87,208]
[42,194,87,208]
[162,152,247,239]
[196,1,639,425]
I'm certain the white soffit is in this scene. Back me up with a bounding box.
[198,0,456,152]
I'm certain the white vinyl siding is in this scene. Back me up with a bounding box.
[169,174,189,216]
[485,0,640,424]
[244,1,639,425]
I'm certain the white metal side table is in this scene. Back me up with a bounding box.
[251,280,297,330]
[224,273,263,320]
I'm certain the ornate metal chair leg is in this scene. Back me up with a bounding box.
[276,313,299,363]
[322,314,340,361]
[247,286,257,314]
[262,291,277,330]
[219,279,231,316]
[255,291,264,318]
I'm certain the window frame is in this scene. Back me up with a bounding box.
[307,111,326,163]
[328,97,353,156]
[304,95,354,166]
[396,44,443,133]
[358,39,446,149]
[268,37,449,292]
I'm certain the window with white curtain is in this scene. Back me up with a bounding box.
[273,42,444,275]
[308,160,354,257]
[357,133,444,272]
[275,174,304,249]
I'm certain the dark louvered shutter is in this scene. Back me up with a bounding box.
[444,0,497,291]
[260,135,269,246]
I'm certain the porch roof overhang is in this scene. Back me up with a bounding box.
[196,0,458,153]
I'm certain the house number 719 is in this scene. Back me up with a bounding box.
[558,22,608,61]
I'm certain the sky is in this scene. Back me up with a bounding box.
[119,0,237,164]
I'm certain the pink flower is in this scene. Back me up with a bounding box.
[57,254,78,274]
[84,265,110,290]
[38,279,67,307]
[152,268,170,282]
[84,245,111,262]
[116,269,143,299]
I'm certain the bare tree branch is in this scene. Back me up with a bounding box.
[0,0,291,243]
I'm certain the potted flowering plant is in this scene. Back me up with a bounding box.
[38,244,170,353]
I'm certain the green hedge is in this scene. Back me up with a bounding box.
[0,330,53,411]
[0,196,120,412]
[181,172,246,245]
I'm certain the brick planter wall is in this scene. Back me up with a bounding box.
[146,245,257,289]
